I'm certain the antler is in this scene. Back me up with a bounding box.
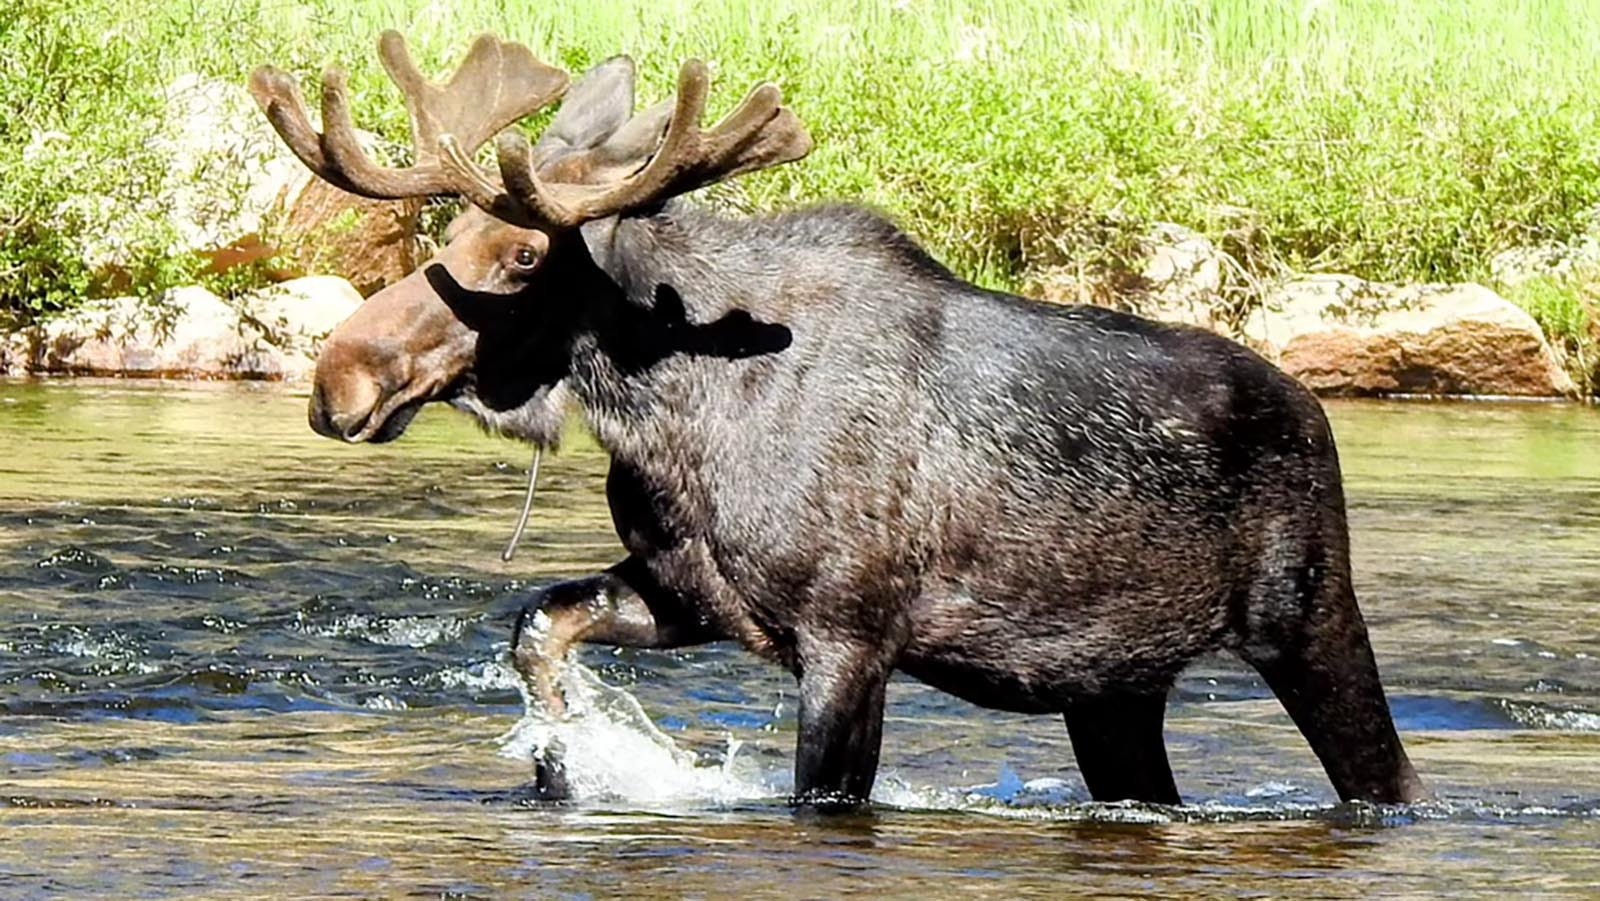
[252,32,812,226]
[248,31,569,200]
[441,59,814,229]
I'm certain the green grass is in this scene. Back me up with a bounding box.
[1504,274,1600,394]
[5,0,1600,345]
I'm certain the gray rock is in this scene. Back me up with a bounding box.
[1491,236,1600,289]
[235,276,365,381]
[9,276,362,381]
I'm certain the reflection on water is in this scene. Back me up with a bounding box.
[2,381,1599,897]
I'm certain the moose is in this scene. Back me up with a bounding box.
[252,31,1423,808]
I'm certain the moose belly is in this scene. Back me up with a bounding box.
[898,588,1228,713]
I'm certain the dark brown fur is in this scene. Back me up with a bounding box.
[298,59,1423,810]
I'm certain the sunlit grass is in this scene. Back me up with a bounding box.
[1503,273,1600,394]
[5,0,1600,320]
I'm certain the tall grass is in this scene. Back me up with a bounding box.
[1505,273,1600,395]
[5,0,1600,322]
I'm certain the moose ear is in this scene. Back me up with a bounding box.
[535,55,636,156]
[544,98,673,187]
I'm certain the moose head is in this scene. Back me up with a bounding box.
[250,32,811,445]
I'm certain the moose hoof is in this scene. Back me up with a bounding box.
[532,741,570,801]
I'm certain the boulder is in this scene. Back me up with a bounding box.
[27,287,245,377]
[156,75,313,258]
[10,276,362,381]
[1024,226,1577,398]
[234,276,364,381]
[1490,236,1600,290]
[70,75,308,276]
[0,330,29,376]
[1244,276,1575,397]
[92,73,419,297]
[1024,223,1228,328]
[1131,223,1232,332]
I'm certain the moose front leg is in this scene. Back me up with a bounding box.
[792,635,895,809]
[511,555,721,715]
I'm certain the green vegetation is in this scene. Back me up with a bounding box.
[1504,273,1600,395]
[5,0,1600,339]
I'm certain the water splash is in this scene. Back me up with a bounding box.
[1497,698,1600,732]
[293,612,468,648]
[49,627,161,676]
[498,660,776,806]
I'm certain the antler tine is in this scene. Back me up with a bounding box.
[249,66,362,195]
[249,30,569,202]
[492,131,573,223]
[440,134,543,226]
[486,59,814,228]
[319,66,458,196]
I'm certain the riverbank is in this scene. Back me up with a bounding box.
[1,225,1589,399]
[3,0,1597,396]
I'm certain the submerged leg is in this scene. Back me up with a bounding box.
[1246,616,1423,804]
[511,555,722,715]
[1241,545,1423,805]
[1063,692,1181,805]
[793,635,894,809]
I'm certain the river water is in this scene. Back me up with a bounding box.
[1,380,1597,898]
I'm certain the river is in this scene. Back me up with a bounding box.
[2,381,1597,897]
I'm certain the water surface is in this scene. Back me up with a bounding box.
[2,381,1598,898]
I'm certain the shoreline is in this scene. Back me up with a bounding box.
[2,373,1591,406]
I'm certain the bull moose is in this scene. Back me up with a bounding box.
[251,31,1423,807]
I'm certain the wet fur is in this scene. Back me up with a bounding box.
[482,201,1420,805]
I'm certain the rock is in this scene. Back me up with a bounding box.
[79,73,416,297]
[1025,224,1235,331]
[1025,264,1100,307]
[69,75,309,276]
[1132,223,1231,332]
[11,276,362,381]
[1490,236,1600,290]
[1244,276,1575,397]
[0,330,28,376]
[1025,225,1576,398]
[275,180,423,296]
[28,287,245,377]
[156,75,313,259]
[234,276,364,381]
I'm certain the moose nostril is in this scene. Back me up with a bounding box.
[307,389,338,440]
[322,407,372,443]
[307,386,372,442]
[338,412,371,441]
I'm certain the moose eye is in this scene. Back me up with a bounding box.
[511,247,539,270]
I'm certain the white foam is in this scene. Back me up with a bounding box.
[494,661,1134,814]
[51,628,160,675]
[492,660,1590,826]
[436,660,523,693]
[361,694,408,711]
[498,661,776,806]
[296,613,466,648]
[1501,700,1600,732]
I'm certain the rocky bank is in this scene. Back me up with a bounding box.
[0,78,1590,399]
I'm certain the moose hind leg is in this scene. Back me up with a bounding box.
[1242,577,1423,804]
[1063,692,1181,805]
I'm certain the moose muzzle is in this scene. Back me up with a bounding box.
[308,267,475,444]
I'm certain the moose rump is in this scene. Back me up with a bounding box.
[253,31,1423,809]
